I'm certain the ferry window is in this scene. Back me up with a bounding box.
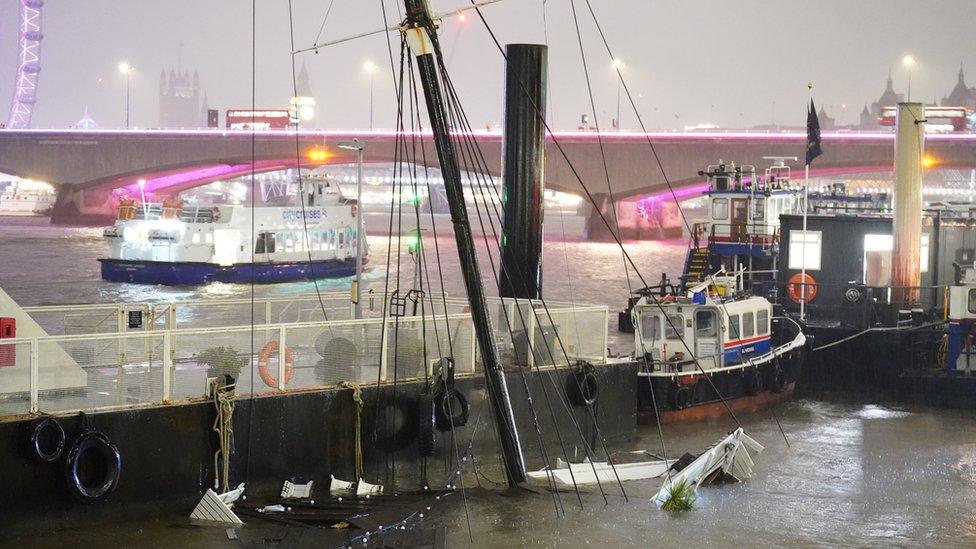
[712,198,728,220]
[205,233,213,244]
[255,234,266,254]
[788,230,822,271]
[192,233,201,245]
[757,309,769,334]
[640,314,661,340]
[266,233,275,253]
[751,199,765,220]
[969,289,976,314]
[727,314,741,340]
[665,314,685,339]
[742,312,755,338]
[695,310,717,338]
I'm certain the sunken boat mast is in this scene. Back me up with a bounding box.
[399,0,527,486]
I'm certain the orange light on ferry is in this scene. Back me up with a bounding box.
[922,154,938,169]
[306,148,330,163]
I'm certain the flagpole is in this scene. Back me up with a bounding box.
[801,163,809,321]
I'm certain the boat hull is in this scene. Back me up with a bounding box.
[99,258,364,285]
[636,344,805,424]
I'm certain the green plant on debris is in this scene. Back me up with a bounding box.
[198,346,247,379]
[661,478,697,512]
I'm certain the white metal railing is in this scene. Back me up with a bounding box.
[0,302,608,417]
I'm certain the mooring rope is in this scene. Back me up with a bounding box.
[339,381,365,480]
[212,381,236,494]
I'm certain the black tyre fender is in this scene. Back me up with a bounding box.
[672,384,692,410]
[566,363,600,407]
[64,430,121,503]
[28,415,65,463]
[418,392,436,457]
[378,396,419,453]
[746,369,764,396]
[434,389,469,432]
[771,366,788,393]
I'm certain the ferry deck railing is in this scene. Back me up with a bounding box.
[0,301,608,417]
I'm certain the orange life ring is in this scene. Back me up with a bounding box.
[258,340,295,388]
[787,273,818,303]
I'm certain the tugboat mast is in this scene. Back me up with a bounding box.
[399,0,527,486]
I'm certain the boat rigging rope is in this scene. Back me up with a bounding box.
[286,0,334,331]
[339,381,365,480]
[212,381,236,494]
[813,321,945,352]
[435,24,633,505]
[435,52,615,510]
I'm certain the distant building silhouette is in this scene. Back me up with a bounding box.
[290,62,317,127]
[870,69,904,119]
[941,64,976,110]
[159,68,201,128]
[817,106,835,131]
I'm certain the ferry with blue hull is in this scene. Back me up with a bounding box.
[100,177,366,285]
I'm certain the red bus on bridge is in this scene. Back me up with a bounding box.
[879,106,974,132]
[225,109,292,130]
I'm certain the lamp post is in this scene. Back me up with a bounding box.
[902,55,916,101]
[612,58,625,131]
[338,140,365,319]
[363,61,377,130]
[118,62,134,128]
[137,178,148,218]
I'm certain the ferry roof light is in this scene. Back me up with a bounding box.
[922,154,937,168]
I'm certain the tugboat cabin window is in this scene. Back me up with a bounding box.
[969,289,976,314]
[727,314,741,339]
[640,314,661,340]
[742,312,755,338]
[757,309,769,334]
[788,230,822,271]
[695,310,717,337]
[751,198,765,220]
[665,314,685,339]
[712,198,729,220]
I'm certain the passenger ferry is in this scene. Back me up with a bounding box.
[631,271,807,423]
[0,181,55,216]
[100,178,366,285]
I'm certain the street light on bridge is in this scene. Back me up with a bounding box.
[118,62,135,129]
[611,58,625,131]
[902,55,917,101]
[363,61,378,131]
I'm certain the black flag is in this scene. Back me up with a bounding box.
[806,99,823,166]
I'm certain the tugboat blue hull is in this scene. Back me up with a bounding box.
[99,258,363,285]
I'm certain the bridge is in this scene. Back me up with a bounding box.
[2,129,975,231]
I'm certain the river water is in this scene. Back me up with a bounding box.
[4,216,976,547]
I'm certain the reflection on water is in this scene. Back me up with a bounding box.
[5,217,976,546]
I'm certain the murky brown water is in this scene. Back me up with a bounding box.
[4,216,976,547]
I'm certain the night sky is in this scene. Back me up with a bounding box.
[2,0,975,130]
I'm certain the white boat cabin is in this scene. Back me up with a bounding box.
[695,159,802,257]
[632,292,774,374]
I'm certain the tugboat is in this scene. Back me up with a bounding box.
[631,270,807,423]
[99,176,367,285]
[682,158,803,294]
